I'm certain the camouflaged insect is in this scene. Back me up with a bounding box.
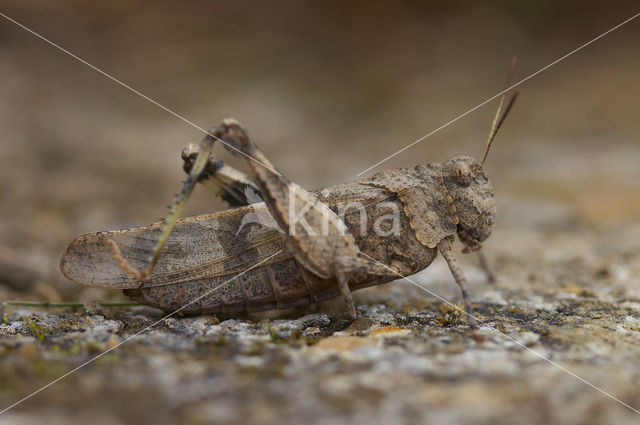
[61,91,517,328]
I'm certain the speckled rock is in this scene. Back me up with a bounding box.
[2,209,640,425]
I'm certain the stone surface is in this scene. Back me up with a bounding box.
[2,200,640,424]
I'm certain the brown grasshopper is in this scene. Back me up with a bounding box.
[61,89,518,328]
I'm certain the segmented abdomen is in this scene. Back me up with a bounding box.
[125,257,351,315]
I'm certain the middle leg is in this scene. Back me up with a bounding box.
[438,237,478,329]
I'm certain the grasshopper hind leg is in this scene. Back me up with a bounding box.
[108,129,267,282]
[181,143,262,208]
[107,128,224,282]
[215,119,397,279]
[214,119,401,320]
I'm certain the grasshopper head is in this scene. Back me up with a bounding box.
[441,81,518,250]
[442,154,496,250]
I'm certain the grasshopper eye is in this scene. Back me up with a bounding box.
[451,161,472,186]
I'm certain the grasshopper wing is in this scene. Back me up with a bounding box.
[60,205,288,289]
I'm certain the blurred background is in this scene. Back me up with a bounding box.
[0,1,639,305]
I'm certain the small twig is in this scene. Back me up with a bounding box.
[97,302,143,307]
[4,301,82,308]
[0,300,142,320]
[3,301,140,308]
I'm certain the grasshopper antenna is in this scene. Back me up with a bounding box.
[481,57,519,166]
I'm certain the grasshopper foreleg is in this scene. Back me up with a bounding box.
[476,249,497,284]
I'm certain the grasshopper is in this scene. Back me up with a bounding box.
[61,87,518,328]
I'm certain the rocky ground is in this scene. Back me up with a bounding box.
[2,147,640,425]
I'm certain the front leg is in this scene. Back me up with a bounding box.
[462,244,497,284]
[476,250,497,283]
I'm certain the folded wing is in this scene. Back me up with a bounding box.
[60,204,289,289]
